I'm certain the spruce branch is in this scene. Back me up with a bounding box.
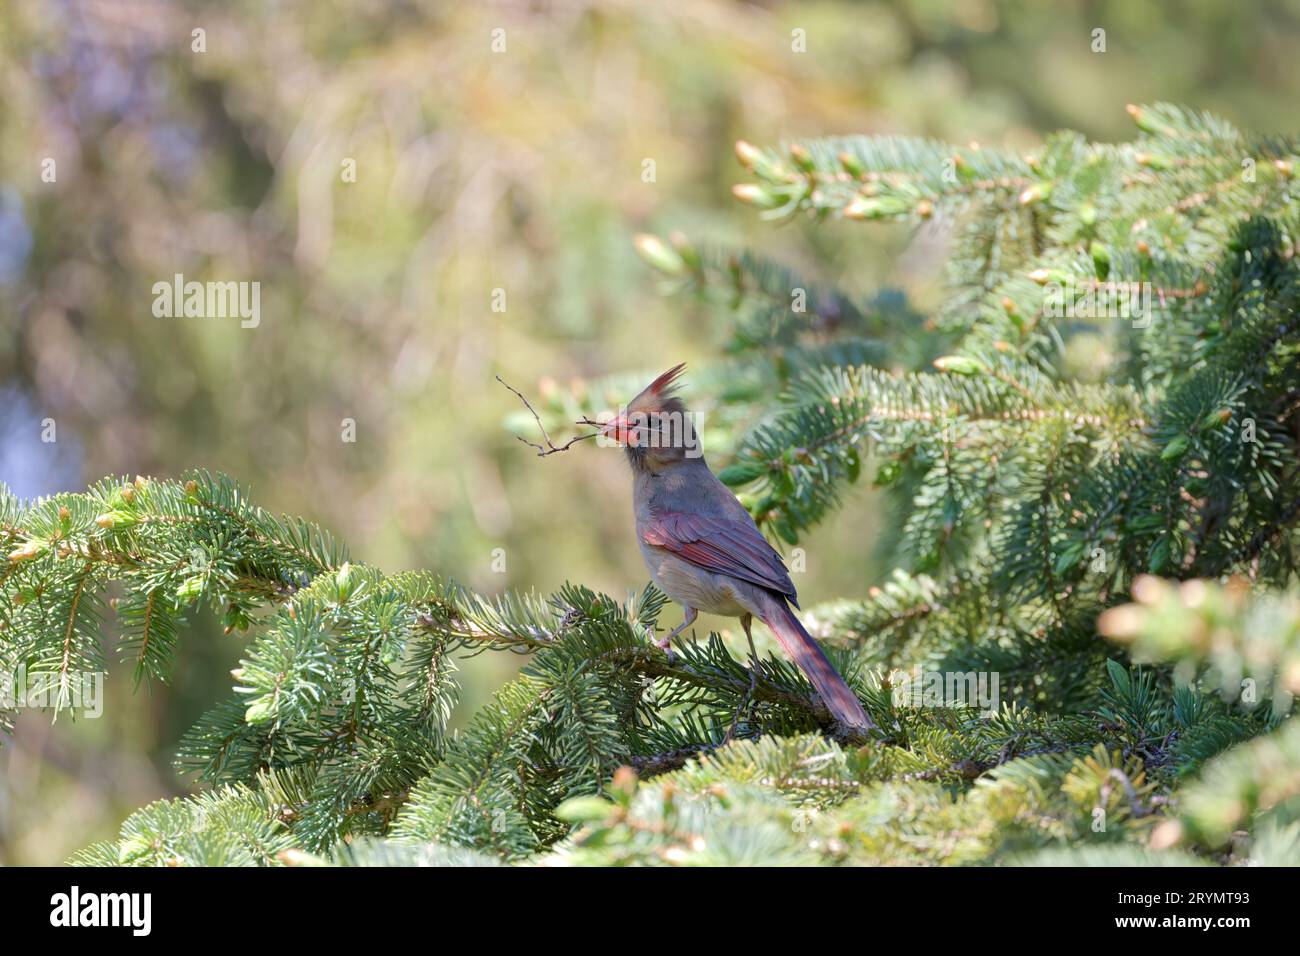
[23,107,1300,867]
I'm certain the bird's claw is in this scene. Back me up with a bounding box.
[722,663,759,746]
[646,626,676,660]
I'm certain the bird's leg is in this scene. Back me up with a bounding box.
[654,606,697,652]
[741,613,759,672]
[723,614,760,745]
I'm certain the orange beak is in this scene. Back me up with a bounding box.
[601,414,638,446]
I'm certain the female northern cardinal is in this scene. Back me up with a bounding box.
[602,363,873,730]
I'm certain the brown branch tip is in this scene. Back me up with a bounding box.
[496,375,604,457]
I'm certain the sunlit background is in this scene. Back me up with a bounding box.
[2,0,1297,864]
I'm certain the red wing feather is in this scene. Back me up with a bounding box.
[642,511,798,604]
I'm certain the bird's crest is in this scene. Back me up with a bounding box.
[628,362,687,414]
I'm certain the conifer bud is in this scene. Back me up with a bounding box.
[1125,103,1164,134]
[1090,241,1111,280]
[184,479,199,498]
[245,698,275,724]
[1284,659,1300,695]
[1161,434,1190,460]
[1029,267,1071,285]
[838,151,865,179]
[789,143,815,173]
[1135,152,1173,171]
[633,234,684,276]
[734,141,789,182]
[8,540,46,563]
[734,140,763,169]
[335,561,357,599]
[1274,159,1294,178]
[95,511,137,530]
[611,765,638,797]
[1131,575,1169,604]
[933,355,984,375]
[1096,603,1142,639]
[1148,819,1184,850]
[732,184,779,209]
[176,575,205,603]
[842,196,895,219]
[1018,182,1051,205]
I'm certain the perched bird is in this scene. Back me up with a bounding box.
[601,363,873,730]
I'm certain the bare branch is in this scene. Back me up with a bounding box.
[496,375,602,457]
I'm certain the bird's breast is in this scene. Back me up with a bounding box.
[637,540,752,618]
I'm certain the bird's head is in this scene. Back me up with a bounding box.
[601,363,702,472]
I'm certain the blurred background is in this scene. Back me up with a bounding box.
[2,0,1298,864]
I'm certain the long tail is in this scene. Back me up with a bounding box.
[760,600,873,730]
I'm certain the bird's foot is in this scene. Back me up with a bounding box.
[647,626,676,659]
[722,662,759,745]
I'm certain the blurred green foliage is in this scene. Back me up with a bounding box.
[2,0,1299,864]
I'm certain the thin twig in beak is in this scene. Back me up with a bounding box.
[497,375,602,457]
